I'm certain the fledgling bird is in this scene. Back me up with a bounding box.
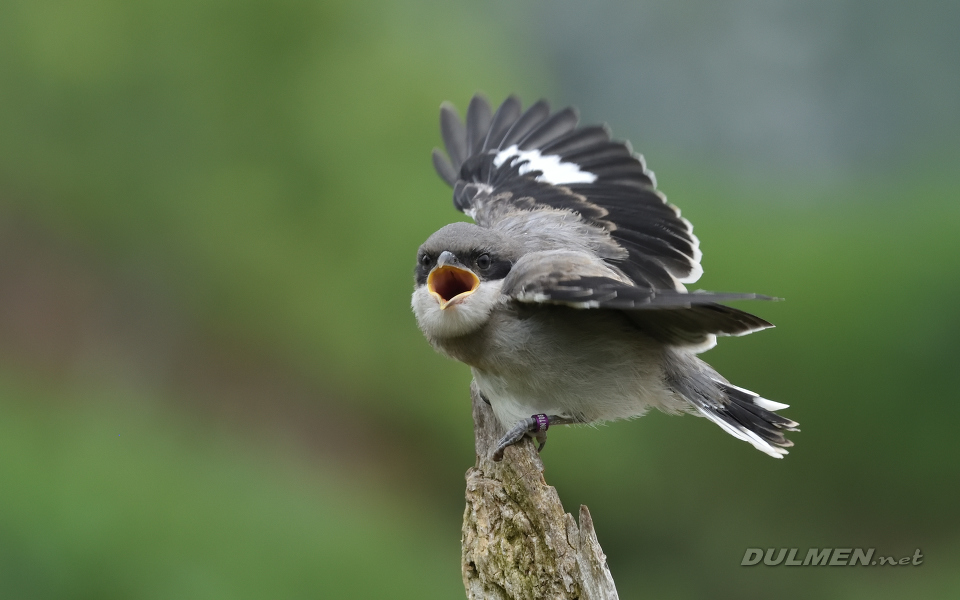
[412,94,797,461]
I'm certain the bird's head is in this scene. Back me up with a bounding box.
[411,222,518,338]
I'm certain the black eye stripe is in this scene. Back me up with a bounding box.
[414,250,513,285]
[414,252,432,286]
[484,258,513,281]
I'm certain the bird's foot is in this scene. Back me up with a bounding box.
[492,414,550,462]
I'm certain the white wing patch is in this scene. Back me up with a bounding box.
[493,145,598,185]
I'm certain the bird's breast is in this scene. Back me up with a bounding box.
[469,307,674,426]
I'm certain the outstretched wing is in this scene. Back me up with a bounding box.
[432,94,701,291]
[502,250,773,348]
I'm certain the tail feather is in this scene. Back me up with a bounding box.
[664,353,798,458]
[693,381,799,458]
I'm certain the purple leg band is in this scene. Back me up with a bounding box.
[532,414,549,432]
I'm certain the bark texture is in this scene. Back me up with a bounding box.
[462,380,619,600]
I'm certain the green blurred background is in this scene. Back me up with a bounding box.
[1,1,958,598]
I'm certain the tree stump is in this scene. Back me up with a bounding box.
[461,380,619,599]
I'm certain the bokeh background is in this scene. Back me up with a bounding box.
[1,1,958,598]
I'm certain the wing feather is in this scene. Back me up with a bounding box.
[465,95,493,156]
[482,95,522,151]
[538,125,610,156]
[499,100,551,148]
[431,147,457,186]
[434,95,698,289]
[439,102,467,169]
[500,250,772,347]
[432,95,766,311]
[517,107,580,150]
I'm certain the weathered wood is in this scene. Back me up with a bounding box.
[462,380,619,599]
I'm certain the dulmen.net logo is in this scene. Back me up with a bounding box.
[741,548,924,567]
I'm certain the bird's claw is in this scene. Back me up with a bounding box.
[534,429,548,452]
[492,414,550,462]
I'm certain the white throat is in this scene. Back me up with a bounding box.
[411,279,504,339]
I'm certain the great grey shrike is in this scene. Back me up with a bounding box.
[411,95,797,461]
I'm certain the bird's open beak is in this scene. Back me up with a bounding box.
[428,265,480,309]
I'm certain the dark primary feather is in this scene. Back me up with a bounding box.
[518,107,579,150]
[500,100,551,148]
[432,148,457,186]
[431,95,775,347]
[432,94,699,290]
[538,125,610,157]
[465,96,492,156]
[439,102,467,169]
[482,95,522,151]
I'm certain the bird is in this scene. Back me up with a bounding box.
[411,94,798,461]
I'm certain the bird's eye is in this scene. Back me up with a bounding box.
[420,254,432,267]
[476,253,491,270]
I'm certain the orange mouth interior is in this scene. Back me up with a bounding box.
[428,266,480,308]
